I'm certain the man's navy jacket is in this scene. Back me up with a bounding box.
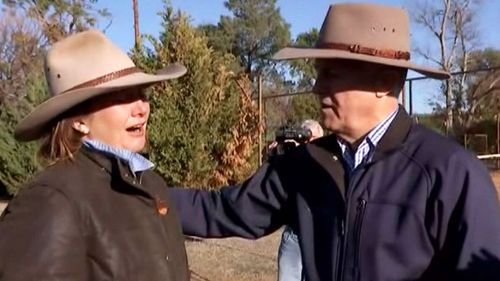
[169,109,500,281]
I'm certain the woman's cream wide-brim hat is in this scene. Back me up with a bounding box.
[14,29,187,141]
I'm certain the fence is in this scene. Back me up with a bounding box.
[403,67,500,169]
[255,66,500,169]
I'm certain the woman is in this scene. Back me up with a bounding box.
[0,30,189,281]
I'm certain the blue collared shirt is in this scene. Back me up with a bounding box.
[83,139,154,174]
[337,108,398,173]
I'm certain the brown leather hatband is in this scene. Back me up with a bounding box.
[63,67,141,93]
[317,42,410,60]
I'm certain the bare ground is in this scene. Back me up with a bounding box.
[185,233,281,281]
[493,171,500,201]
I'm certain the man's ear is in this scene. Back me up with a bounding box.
[72,120,90,135]
[375,69,401,97]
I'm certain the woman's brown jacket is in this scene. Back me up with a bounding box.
[0,148,189,281]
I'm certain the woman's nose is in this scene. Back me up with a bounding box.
[132,99,149,116]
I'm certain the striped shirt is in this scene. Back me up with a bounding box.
[83,139,154,174]
[337,108,398,172]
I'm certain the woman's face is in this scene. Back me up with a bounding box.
[73,87,150,153]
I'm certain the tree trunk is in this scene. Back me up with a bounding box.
[445,79,454,136]
[133,0,140,49]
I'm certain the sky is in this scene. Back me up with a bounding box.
[94,0,500,113]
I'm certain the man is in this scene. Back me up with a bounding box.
[169,3,500,281]
[276,120,324,281]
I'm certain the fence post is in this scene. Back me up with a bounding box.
[497,114,500,169]
[409,80,413,116]
[258,75,263,166]
[401,83,406,109]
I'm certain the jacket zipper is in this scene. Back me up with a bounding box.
[338,167,365,281]
[335,220,345,281]
[353,199,367,280]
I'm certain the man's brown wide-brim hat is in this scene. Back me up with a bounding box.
[14,29,187,142]
[273,3,450,79]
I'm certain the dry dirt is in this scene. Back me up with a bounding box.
[185,233,281,281]
[493,171,500,201]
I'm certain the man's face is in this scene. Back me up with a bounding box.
[313,60,387,135]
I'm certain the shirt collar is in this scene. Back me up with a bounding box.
[82,139,154,174]
[337,108,399,170]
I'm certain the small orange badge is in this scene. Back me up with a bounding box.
[155,197,168,216]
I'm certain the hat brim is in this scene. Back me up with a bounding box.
[14,64,187,141]
[273,47,450,80]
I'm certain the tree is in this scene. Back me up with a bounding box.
[0,79,45,195]
[286,28,321,125]
[0,12,44,104]
[132,3,261,188]
[0,1,110,195]
[0,12,47,195]
[288,94,321,125]
[2,0,111,43]
[456,48,500,130]
[411,0,482,136]
[198,0,291,79]
[288,28,319,89]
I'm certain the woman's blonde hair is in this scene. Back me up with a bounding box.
[37,96,96,165]
[38,117,85,165]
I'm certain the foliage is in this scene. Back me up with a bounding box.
[415,113,446,134]
[416,111,498,155]
[0,1,104,195]
[288,94,320,125]
[461,118,498,154]
[0,76,47,196]
[457,48,500,121]
[0,13,44,104]
[0,13,47,195]
[2,0,110,43]
[288,28,319,89]
[285,28,321,129]
[132,3,261,188]
[197,0,298,147]
[428,48,500,136]
[197,0,291,78]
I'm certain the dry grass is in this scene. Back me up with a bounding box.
[492,171,500,201]
[185,232,281,281]
[0,201,7,213]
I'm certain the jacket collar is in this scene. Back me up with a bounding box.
[371,105,413,162]
[78,146,116,174]
[311,105,412,165]
[77,147,154,198]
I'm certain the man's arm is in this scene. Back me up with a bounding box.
[428,152,500,280]
[169,161,290,239]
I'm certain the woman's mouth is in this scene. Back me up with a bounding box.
[126,123,145,135]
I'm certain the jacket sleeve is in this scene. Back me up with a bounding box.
[168,161,289,239]
[0,184,87,281]
[427,151,500,281]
